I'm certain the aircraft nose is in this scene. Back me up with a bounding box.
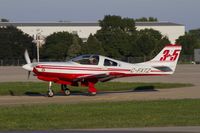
[22,64,33,71]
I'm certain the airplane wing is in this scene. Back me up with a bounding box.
[73,73,109,82]
[73,72,125,82]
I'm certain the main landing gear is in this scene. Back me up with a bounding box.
[61,84,71,96]
[88,82,97,96]
[47,81,97,97]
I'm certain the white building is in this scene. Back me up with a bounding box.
[0,21,185,44]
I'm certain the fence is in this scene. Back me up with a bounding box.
[0,55,195,66]
[0,59,26,66]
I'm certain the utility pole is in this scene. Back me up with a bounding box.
[36,34,40,62]
[33,29,43,62]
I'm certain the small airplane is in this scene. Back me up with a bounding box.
[23,44,182,97]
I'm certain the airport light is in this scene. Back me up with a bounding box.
[33,29,43,62]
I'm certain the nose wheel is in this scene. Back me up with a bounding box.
[61,84,71,96]
[47,81,54,97]
[47,90,54,97]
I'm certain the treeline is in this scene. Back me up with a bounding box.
[176,29,200,56]
[0,18,9,22]
[0,26,36,59]
[0,15,200,61]
[41,15,169,60]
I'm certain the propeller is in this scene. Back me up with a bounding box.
[28,71,31,79]
[24,49,31,64]
[22,49,34,79]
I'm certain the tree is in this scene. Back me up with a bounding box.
[176,34,200,55]
[175,28,200,56]
[96,15,136,58]
[96,15,166,59]
[41,32,82,60]
[0,18,9,22]
[0,26,35,59]
[99,15,136,33]
[96,29,134,58]
[135,17,158,22]
[148,17,158,22]
[135,29,170,58]
[82,34,105,55]
[67,36,82,58]
[189,29,200,38]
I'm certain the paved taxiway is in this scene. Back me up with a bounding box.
[1,126,200,133]
[0,64,200,106]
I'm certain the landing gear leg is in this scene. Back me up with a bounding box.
[61,84,71,96]
[47,81,54,97]
[88,82,97,96]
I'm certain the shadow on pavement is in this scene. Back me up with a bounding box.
[24,92,45,96]
[133,86,157,92]
[98,86,157,95]
[23,86,158,97]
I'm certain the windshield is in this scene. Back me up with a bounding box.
[71,55,99,65]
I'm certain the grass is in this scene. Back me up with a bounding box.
[0,99,200,130]
[0,82,193,96]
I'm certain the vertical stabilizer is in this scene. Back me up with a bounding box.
[141,44,182,73]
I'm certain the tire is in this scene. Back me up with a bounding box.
[64,89,71,96]
[88,92,96,96]
[47,90,54,97]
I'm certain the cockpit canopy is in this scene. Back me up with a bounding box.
[71,54,120,67]
[71,55,99,65]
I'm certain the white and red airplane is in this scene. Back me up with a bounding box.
[23,44,182,97]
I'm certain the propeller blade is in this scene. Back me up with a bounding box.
[22,63,33,71]
[28,71,31,79]
[24,49,31,64]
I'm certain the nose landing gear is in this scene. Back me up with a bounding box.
[47,81,54,97]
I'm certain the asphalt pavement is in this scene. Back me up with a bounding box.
[1,126,200,133]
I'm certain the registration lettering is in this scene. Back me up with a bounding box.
[130,68,151,73]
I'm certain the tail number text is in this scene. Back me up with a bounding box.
[160,49,180,61]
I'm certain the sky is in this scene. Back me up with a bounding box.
[0,0,200,30]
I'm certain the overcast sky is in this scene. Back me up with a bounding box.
[0,0,199,30]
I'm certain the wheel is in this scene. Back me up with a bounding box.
[61,84,71,96]
[88,92,96,96]
[64,89,71,96]
[47,90,54,97]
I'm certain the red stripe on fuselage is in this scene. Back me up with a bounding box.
[34,70,166,81]
[36,65,131,72]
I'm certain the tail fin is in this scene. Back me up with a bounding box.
[141,44,182,74]
[151,44,182,62]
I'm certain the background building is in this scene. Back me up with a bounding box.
[0,21,185,44]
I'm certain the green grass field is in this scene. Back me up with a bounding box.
[0,82,193,96]
[0,99,200,130]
